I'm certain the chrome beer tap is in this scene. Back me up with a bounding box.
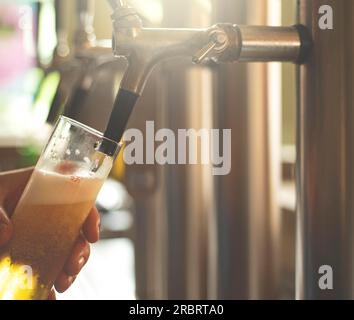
[107,0,311,96]
[102,0,311,143]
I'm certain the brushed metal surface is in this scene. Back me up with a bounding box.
[296,0,354,299]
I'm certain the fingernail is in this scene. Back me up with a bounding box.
[78,256,86,267]
[97,221,101,241]
[68,276,76,285]
[0,208,10,226]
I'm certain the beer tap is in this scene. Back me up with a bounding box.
[47,0,117,124]
[103,0,311,143]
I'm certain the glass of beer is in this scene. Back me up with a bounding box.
[0,116,119,300]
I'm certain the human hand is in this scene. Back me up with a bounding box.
[0,167,100,298]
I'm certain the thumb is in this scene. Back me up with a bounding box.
[0,207,12,247]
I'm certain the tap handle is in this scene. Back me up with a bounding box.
[192,41,218,64]
[192,29,229,64]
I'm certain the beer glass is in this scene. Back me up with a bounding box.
[0,116,119,300]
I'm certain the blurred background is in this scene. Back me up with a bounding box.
[0,0,297,299]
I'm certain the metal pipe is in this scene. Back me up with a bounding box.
[75,0,96,48]
[238,25,301,62]
[107,0,127,10]
[296,0,354,299]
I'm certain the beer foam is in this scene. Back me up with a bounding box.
[23,169,106,205]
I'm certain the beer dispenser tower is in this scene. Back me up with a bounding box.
[103,0,354,299]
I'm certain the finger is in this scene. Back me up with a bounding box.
[0,207,12,246]
[0,168,33,197]
[2,168,34,215]
[82,207,100,243]
[48,289,56,300]
[63,234,90,276]
[54,272,77,293]
[3,188,25,217]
